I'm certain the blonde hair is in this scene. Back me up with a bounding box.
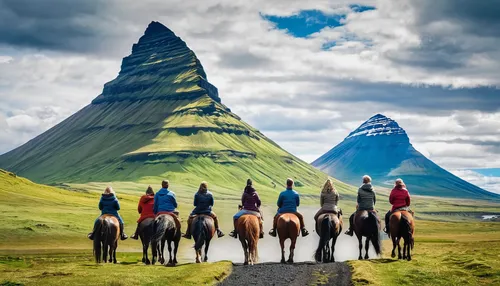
[395,178,406,188]
[103,186,115,195]
[321,179,337,194]
[362,175,372,184]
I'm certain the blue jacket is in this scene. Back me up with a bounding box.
[99,193,120,217]
[277,188,300,213]
[153,188,178,214]
[191,190,214,215]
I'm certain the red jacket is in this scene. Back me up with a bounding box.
[389,187,411,212]
[137,195,155,223]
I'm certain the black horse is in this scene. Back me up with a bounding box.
[151,214,181,266]
[353,210,382,260]
[314,213,342,263]
[93,214,120,264]
[192,215,215,263]
[138,218,154,265]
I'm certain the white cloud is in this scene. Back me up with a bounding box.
[452,169,500,194]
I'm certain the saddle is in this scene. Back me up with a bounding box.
[393,207,414,217]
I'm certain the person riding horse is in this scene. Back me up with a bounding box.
[229,179,264,239]
[384,178,412,235]
[131,186,155,240]
[269,178,310,237]
[183,182,225,239]
[153,180,178,216]
[345,175,377,236]
[88,186,128,240]
[314,179,341,222]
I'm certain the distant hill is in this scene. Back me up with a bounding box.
[0,21,333,193]
[312,114,500,200]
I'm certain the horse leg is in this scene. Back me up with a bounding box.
[103,243,108,263]
[108,243,113,263]
[330,235,337,263]
[204,239,210,262]
[241,238,249,265]
[196,249,201,264]
[403,240,407,260]
[287,237,296,264]
[151,240,158,265]
[391,236,397,258]
[113,242,118,264]
[280,238,286,264]
[160,239,166,265]
[173,238,179,265]
[398,238,402,259]
[357,235,363,260]
[406,238,412,261]
[167,240,173,266]
[364,237,370,260]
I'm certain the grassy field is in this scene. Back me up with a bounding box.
[2,169,500,285]
[350,220,500,286]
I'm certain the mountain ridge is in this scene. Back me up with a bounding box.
[313,114,500,200]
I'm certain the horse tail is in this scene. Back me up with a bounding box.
[93,219,103,263]
[368,212,382,255]
[152,215,167,242]
[248,218,260,263]
[315,215,331,262]
[401,214,413,250]
[194,216,207,251]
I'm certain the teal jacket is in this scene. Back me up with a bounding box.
[277,188,300,213]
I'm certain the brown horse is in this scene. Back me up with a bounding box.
[389,211,415,261]
[151,214,181,266]
[237,214,260,265]
[93,214,120,264]
[277,213,300,264]
[353,210,382,260]
[138,217,154,265]
[315,213,342,263]
[192,215,215,263]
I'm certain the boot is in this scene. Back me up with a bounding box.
[130,223,140,240]
[217,229,225,238]
[182,217,192,239]
[87,232,94,240]
[301,228,309,237]
[229,230,237,238]
[345,228,354,236]
[119,223,128,240]
[268,228,277,237]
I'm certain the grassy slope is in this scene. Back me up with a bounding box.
[349,220,500,286]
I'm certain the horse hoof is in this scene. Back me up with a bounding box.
[142,258,146,263]
[146,260,151,265]
[358,256,363,260]
[244,262,248,266]
[364,256,369,260]
[113,260,117,264]
[280,259,286,264]
[196,260,201,264]
[391,253,396,258]
[407,257,412,261]
[287,260,294,264]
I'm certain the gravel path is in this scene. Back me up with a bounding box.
[219,262,352,286]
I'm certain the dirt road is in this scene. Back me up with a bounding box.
[219,261,352,286]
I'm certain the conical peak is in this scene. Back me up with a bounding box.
[143,21,175,38]
[346,114,407,139]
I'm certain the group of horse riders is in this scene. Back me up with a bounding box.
[87,175,412,243]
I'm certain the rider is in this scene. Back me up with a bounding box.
[182,181,225,239]
[153,180,178,215]
[87,186,128,240]
[384,178,411,234]
[314,179,340,221]
[268,178,310,237]
[130,186,155,240]
[345,175,377,236]
[228,179,264,239]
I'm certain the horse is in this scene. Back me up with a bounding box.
[138,217,154,265]
[151,214,181,266]
[315,213,342,263]
[93,214,120,264]
[353,210,382,260]
[389,211,415,261]
[236,214,260,265]
[192,215,215,263]
[277,213,300,264]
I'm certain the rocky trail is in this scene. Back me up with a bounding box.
[219,262,352,286]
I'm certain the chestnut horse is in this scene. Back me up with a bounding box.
[93,214,120,263]
[277,213,300,264]
[236,214,260,265]
[192,215,215,263]
[315,213,342,263]
[389,211,415,261]
[353,210,381,260]
[138,217,154,265]
[151,214,181,266]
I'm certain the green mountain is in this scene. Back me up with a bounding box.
[0,21,336,194]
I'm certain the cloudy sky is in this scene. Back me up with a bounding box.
[0,0,499,193]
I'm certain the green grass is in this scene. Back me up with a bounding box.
[0,252,232,286]
[349,220,500,286]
